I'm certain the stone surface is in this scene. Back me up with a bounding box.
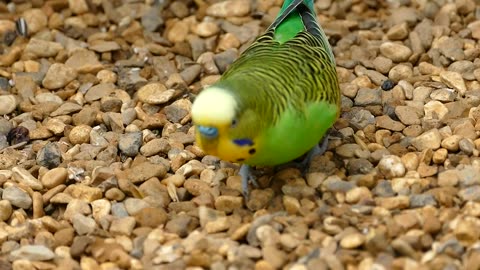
[206,0,251,17]
[24,39,63,58]
[0,1,478,269]
[0,200,13,221]
[119,132,143,157]
[72,214,97,235]
[379,42,413,62]
[2,186,32,209]
[440,71,467,95]
[137,83,174,105]
[9,245,55,261]
[41,168,68,189]
[0,95,17,115]
[69,125,92,144]
[378,155,406,178]
[65,50,103,74]
[110,216,136,236]
[42,63,77,90]
[411,129,442,151]
[37,142,62,169]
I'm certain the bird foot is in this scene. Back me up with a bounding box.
[275,135,329,176]
[239,164,259,198]
[239,135,330,196]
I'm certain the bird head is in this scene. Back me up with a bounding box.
[191,86,258,163]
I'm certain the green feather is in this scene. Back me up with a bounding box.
[270,0,306,43]
[247,101,338,166]
[269,0,335,63]
[215,29,340,165]
[195,0,340,166]
[217,31,338,126]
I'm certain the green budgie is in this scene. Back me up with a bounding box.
[191,0,340,196]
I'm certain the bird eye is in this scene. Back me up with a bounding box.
[231,119,238,127]
[198,125,218,139]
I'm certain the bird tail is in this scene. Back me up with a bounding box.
[268,0,306,31]
[269,0,335,63]
[279,0,314,13]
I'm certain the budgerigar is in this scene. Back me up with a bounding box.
[191,0,340,196]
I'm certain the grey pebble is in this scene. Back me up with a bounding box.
[459,185,480,201]
[354,88,382,106]
[347,158,374,175]
[409,194,437,208]
[373,180,395,197]
[119,132,143,157]
[214,49,238,73]
[141,8,163,32]
[323,178,356,193]
[2,186,32,209]
[36,142,62,169]
[111,202,129,217]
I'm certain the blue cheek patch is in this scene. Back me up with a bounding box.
[233,138,254,146]
[198,126,218,139]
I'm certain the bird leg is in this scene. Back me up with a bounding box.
[274,135,329,175]
[240,135,329,196]
[239,164,259,197]
[298,135,329,173]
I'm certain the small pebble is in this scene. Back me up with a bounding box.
[411,129,442,151]
[137,83,174,105]
[0,1,478,269]
[0,200,13,221]
[7,126,29,145]
[119,132,143,157]
[69,125,92,145]
[41,168,68,189]
[340,233,366,249]
[206,0,251,17]
[110,216,136,236]
[379,42,413,62]
[381,79,395,91]
[378,155,406,178]
[72,214,97,235]
[9,245,55,261]
[42,63,77,90]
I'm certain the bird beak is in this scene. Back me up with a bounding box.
[195,130,219,156]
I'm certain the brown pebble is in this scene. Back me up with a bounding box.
[105,188,126,201]
[32,192,44,219]
[134,207,168,228]
[41,168,68,189]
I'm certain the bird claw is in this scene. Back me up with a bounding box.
[239,136,329,197]
[239,164,259,198]
[299,135,329,175]
[275,135,329,176]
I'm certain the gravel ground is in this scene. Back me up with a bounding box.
[0,0,480,269]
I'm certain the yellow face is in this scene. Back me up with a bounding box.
[194,122,256,163]
[191,86,258,163]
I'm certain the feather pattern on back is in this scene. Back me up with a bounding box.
[191,0,341,165]
[268,0,335,63]
[215,8,340,137]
